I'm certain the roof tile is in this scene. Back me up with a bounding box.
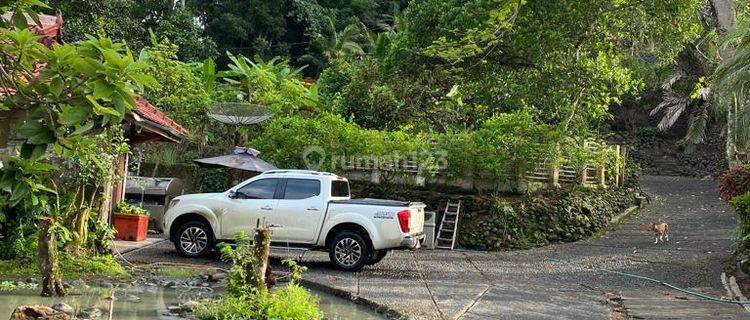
[134,97,189,138]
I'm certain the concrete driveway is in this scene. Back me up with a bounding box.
[123,176,749,319]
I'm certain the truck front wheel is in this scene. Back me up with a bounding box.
[329,231,371,271]
[174,221,214,258]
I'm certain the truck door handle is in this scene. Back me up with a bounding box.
[306,207,319,211]
[261,206,273,210]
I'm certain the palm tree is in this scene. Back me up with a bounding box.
[649,71,710,144]
[299,18,367,69]
[317,19,367,61]
[223,53,305,101]
[366,14,406,59]
[217,53,306,145]
[714,18,750,166]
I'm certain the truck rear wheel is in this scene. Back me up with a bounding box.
[174,221,214,258]
[329,231,371,271]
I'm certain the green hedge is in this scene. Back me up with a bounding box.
[732,192,750,252]
[250,110,616,178]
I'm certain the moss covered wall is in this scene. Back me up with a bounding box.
[350,181,640,251]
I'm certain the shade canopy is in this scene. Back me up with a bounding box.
[194,147,277,172]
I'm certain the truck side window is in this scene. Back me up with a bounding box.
[331,180,350,197]
[236,179,279,199]
[283,179,320,199]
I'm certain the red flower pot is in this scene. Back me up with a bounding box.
[114,214,149,241]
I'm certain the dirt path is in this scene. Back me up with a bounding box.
[123,176,748,319]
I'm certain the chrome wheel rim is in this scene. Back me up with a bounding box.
[334,238,362,267]
[180,227,208,254]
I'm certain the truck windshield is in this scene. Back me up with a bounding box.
[331,180,350,197]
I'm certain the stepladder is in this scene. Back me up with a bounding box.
[435,200,461,250]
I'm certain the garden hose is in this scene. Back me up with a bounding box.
[547,258,750,306]
[597,268,750,305]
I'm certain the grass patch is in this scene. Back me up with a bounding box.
[155,266,200,279]
[195,284,324,320]
[0,254,128,279]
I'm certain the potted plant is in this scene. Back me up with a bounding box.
[114,201,149,241]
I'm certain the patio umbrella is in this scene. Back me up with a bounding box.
[194,147,277,172]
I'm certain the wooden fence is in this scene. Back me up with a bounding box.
[342,141,627,192]
[523,141,627,188]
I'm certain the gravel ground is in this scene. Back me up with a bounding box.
[122,176,748,319]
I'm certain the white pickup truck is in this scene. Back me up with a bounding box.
[163,170,426,271]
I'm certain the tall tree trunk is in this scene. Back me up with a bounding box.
[99,160,116,223]
[711,0,737,38]
[727,96,735,166]
[38,217,66,297]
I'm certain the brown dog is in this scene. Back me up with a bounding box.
[649,219,669,244]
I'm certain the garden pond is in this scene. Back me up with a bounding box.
[0,285,386,319]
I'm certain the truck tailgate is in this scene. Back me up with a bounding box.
[408,203,426,235]
[330,198,427,235]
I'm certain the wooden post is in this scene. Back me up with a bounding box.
[415,172,426,187]
[460,174,474,191]
[549,165,560,188]
[580,140,589,187]
[250,220,271,292]
[38,217,66,297]
[614,145,621,187]
[580,166,588,187]
[370,168,380,184]
[621,147,628,186]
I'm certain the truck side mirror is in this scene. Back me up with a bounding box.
[228,191,238,199]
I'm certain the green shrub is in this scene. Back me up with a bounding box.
[718,166,750,201]
[623,158,642,188]
[195,296,263,320]
[0,221,38,260]
[219,232,264,297]
[634,126,664,140]
[732,192,750,252]
[87,211,116,254]
[675,139,686,149]
[198,168,230,193]
[252,110,615,179]
[195,285,323,320]
[251,113,431,172]
[116,201,148,216]
[196,232,323,320]
[263,284,324,320]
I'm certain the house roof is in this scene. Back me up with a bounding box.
[1,12,63,41]
[130,97,189,142]
[2,12,189,144]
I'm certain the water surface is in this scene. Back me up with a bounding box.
[0,285,386,320]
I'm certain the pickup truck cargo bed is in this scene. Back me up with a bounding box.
[330,198,423,207]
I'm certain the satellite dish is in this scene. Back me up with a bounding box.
[208,102,272,125]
